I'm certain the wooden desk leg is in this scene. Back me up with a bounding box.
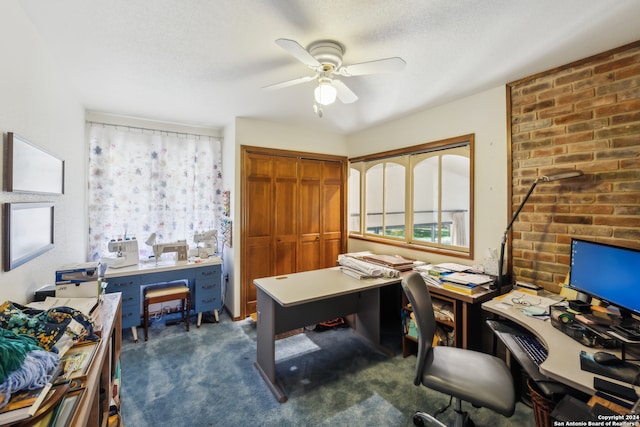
[254,288,287,403]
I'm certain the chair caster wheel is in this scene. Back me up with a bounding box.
[412,414,425,426]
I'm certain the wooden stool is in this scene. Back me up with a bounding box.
[144,284,190,341]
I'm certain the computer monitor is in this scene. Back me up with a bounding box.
[569,238,640,323]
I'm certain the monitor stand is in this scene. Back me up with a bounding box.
[610,308,640,342]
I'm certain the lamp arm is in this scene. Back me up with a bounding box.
[495,177,540,293]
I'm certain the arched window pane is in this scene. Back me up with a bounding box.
[348,168,360,233]
[413,157,439,242]
[385,162,405,237]
[442,154,470,247]
[366,164,383,235]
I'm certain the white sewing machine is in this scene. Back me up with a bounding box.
[152,241,188,262]
[193,229,218,258]
[145,233,189,262]
[101,238,139,268]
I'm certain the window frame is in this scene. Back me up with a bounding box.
[349,134,474,259]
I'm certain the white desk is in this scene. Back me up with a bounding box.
[254,267,399,402]
[483,296,640,396]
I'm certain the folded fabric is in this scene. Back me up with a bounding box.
[0,301,98,353]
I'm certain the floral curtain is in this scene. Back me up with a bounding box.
[87,123,223,261]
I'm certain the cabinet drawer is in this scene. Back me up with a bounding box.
[120,307,140,328]
[195,266,220,281]
[106,275,140,296]
[120,292,140,307]
[194,280,219,311]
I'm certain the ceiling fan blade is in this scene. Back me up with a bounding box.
[275,38,320,68]
[339,57,406,77]
[333,80,358,104]
[262,74,317,90]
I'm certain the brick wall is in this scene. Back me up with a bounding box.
[508,41,640,293]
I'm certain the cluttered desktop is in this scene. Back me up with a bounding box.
[483,238,640,421]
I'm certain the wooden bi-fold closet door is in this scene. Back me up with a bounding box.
[241,146,347,319]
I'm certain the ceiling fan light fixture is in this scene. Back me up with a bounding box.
[314,79,337,105]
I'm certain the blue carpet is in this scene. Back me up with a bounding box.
[119,312,535,426]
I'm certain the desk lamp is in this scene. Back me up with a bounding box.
[494,170,583,294]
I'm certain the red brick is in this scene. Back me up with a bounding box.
[566,139,608,153]
[522,81,553,95]
[595,99,640,117]
[619,87,640,101]
[575,94,617,111]
[556,69,593,85]
[594,54,640,73]
[573,73,615,91]
[538,85,573,101]
[558,89,595,105]
[596,77,640,96]
[594,216,640,227]
[595,122,640,138]
[617,63,640,80]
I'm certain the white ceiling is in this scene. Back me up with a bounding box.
[18,0,640,135]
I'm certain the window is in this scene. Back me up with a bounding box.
[87,123,223,261]
[349,134,473,258]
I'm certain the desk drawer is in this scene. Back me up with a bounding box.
[195,266,219,280]
[194,280,220,312]
[120,307,141,328]
[107,275,140,297]
[106,275,141,329]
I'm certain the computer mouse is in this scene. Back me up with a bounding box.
[593,351,623,366]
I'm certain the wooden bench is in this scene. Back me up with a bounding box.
[143,284,190,341]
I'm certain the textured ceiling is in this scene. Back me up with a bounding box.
[18,0,640,135]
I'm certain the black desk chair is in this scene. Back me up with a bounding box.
[402,272,516,427]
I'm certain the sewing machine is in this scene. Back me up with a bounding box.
[193,229,218,258]
[101,238,139,268]
[152,240,189,262]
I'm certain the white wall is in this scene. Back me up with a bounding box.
[0,1,85,303]
[345,86,508,268]
[221,120,236,317]
[227,117,347,317]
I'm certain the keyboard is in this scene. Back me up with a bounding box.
[513,334,548,366]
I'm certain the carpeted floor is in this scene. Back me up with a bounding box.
[119,312,535,426]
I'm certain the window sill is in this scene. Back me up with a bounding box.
[348,234,472,260]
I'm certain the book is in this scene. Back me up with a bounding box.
[362,254,414,270]
[444,272,492,286]
[442,282,484,295]
[0,383,53,424]
[27,296,98,316]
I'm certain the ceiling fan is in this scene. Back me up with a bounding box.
[264,38,406,114]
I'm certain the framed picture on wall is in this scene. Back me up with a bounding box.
[4,132,65,194]
[3,202,55,271]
